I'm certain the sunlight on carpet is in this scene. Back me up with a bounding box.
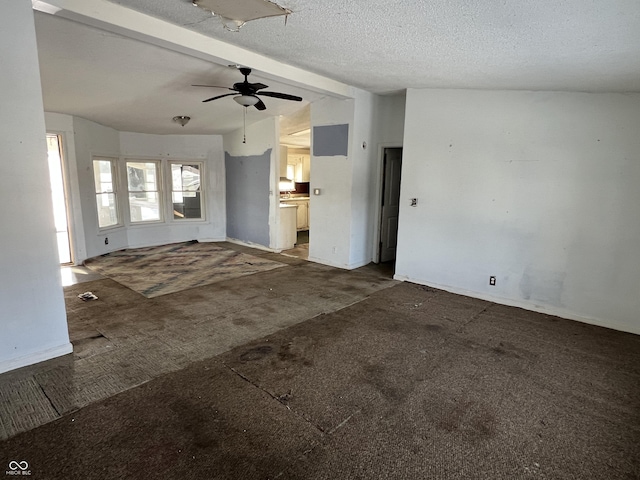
[84,241,286,298]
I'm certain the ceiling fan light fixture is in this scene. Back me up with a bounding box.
[234,95,259,107]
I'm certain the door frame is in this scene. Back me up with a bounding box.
[372,143,403,264]
[47,131,75,265]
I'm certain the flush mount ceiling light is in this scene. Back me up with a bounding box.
[192,0,291,32]
[172,115,191,126]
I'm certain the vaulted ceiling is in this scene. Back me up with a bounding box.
[33,0,640,137]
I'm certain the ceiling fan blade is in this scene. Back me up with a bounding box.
[254,99,267,111]
[191,85,232,89]
[202,92,236,103]
[257,91,303,102]
[248,82,269,91]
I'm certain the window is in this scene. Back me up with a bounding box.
[126,161,161,223]
[93,158,119,228]
[171,162,203,220]
[286,163,296,181]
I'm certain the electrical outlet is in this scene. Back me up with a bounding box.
[489,276,496,286]
[104,237,109,245]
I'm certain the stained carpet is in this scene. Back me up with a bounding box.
[1,282,639,479]
[83,241,286,298]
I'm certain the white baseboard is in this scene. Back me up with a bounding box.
[393,274,640,336]
[307,256,371,270]
[225,237,277,253]
[0,342,73,375]
[198,237,227,243]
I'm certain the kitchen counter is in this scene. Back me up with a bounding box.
[280,196,310,202]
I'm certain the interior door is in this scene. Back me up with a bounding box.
[379,148,402,263]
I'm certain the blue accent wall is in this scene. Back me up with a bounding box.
[225,149,271,246]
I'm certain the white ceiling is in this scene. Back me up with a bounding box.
[34,12,323,136]
[33,0,640,138]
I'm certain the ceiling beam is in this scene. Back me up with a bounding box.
[32,0,354,99]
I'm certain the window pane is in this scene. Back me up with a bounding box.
[96,193,118,227]
[127,162,158,191]
[129,192,161,222]
[171,163,202,220]
[172,164,200,192]
[93,160,114,193]
[127,161,160,223]
[173,192,201,219]
[93,159,119,228]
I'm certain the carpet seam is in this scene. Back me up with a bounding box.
[37,381,61,417]
[455,303,493,333]
[222,362,327,434]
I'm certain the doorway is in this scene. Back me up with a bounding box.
[379,147,403,263]
[46,134,72,265]
[279,105,311,260]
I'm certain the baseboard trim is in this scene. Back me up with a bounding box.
[0,342,73,375]
[393,274,640,336]
[225,238,277,253]
[307,256,370,270]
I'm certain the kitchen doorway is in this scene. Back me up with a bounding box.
[47,133,73,265]
[280,105,311,260]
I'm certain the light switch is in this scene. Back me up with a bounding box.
[313,188,321,195]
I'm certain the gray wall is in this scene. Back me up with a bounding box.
[225,150,271,246]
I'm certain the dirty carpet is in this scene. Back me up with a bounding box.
[83,241,286,298]
[1,281,639,479]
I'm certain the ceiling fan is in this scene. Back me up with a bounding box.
[193,67,303,110]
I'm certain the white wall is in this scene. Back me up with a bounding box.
[376,94,406,146]
[47,116,227,262]
[370,94,406,262]
[0,0,72,373]
[119,132,226,247]
[72,116,126,259]
[309,90,381,269]
[309,97,355,267]
[349,89,378,267]
[396,89,640,334]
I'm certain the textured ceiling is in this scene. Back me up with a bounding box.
[32,0,640,138]
[107,0,640,93]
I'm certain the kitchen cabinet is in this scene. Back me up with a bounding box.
[282,197,309,231]
[277,204,297,250]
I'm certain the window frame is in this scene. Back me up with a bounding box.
[92,156,122,231]
[168,160,205,222]
[124,158,164,225]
